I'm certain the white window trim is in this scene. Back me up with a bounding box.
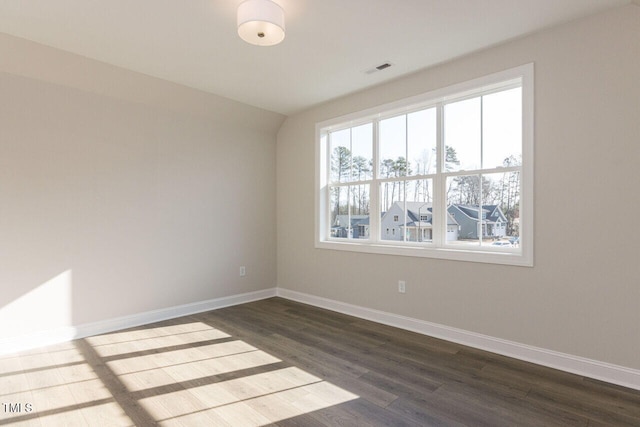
[315,64,534,267]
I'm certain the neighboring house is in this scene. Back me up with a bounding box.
[447,204,507,240]
[381,202,459,242]
[332,203,506,241]
[332,215,370,238]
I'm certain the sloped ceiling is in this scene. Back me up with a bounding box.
[0,0,632,114]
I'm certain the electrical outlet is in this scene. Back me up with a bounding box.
[398,280,406,293]
[240,266,246,277]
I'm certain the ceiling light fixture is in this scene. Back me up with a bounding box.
[237,0,285,46]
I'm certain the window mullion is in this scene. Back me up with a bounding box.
[479,96,484,246]
[433,102,444,247]
[325,132,332,241]
[370,119,380,243]
[442,165,520,178]
[347,128,353,239]
[403,114,408,242]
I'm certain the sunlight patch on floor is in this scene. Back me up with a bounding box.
[0,319,359,426]
[118,349,281,391]
[85,321,216,346]
[71,402,134,426]
[91,328,231,357]
[138,367,320,419]
[106,340,257,375]
[2,360,97,397]
[160,381,359,426]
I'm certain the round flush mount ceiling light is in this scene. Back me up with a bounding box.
[237,0,285,46]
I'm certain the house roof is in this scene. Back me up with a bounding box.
[333,215,370,228]
[389,201,458,226]
[450,204,506,223]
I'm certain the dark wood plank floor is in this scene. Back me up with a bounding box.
[2,297,639,426]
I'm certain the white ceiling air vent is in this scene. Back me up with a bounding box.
[364,62,393,75]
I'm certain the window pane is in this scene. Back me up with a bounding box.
[444,97,481,172]
[329,184,370,239]
[379,115,407,179]
[405,179,433,242]
[406,178,433,204]
[380,180,406,241]
[446,175,480,247]
[330,129,351,183]
[349,184,370,239]
[407,108,437,176]
[351,123,373,181]
[483,88,522,169]
[329,185,349,238]
[480,172,521,249]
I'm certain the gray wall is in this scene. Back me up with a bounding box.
[0,34,284,339]
[277,4,640,369]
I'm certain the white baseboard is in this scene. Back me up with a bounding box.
[276,287,640,391]
[0,287,277,357]
[4,285,638,392]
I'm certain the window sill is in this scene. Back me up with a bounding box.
[315,240,533,267]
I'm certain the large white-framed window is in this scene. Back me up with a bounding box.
[316,64,534,266]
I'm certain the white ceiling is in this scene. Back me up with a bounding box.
[0,0,632,115]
